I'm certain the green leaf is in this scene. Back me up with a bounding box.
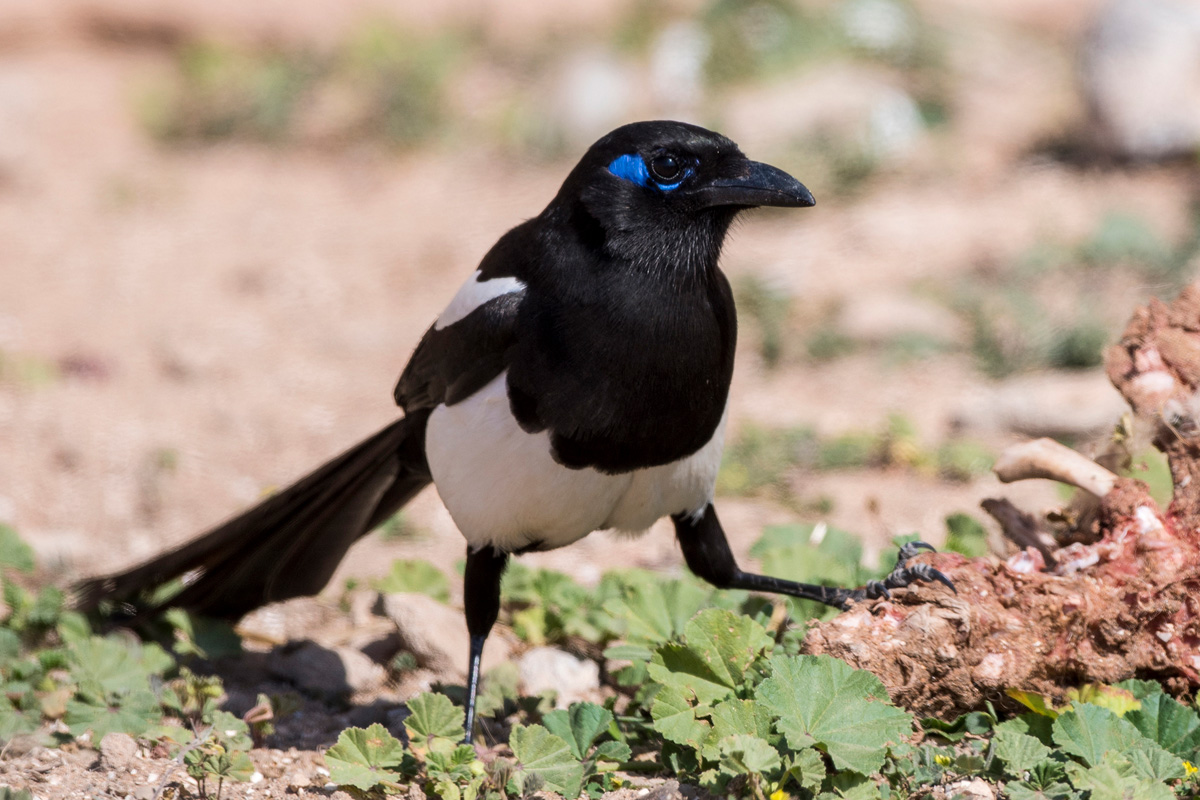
[602,576,712,645]
[209,709,253,751]
[325,723,406,791]
[1065,757,1174,800]
[824,770,880,800]
[0,698,40,739]
[944,512,990,557]
[592,739,631,763]
[784,747,827,791]
[996,712,1055,746]
[1008,689,1060,719]
[1051,704,1148,767]
[710,697,773,741]
[1125,691,1200,760]
[372,559,450,603]
[920,711,994,742]
[650,684,711,748]
[162,609,242,659]
[509,723,584,798]
[0,629,19,663]
[646,609,772,705]
[0,525,34,573]
[404,692,465,743]
[426,743,480,781]
[601,643,652,662]
[1122,742,1186,782]
[1065,684,1140,717]
[1113,678,1163,700]
[1003,781,1077,800]
[55,612,91,645]
[66,635,170,700]
[64,688,160,739]
[541,702,612,761]
[992,729,1052,776]
[717,733,780,778]
[756,654,912,775]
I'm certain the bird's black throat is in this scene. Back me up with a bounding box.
[505,199,739,475]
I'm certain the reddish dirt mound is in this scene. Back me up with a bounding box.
[804,284,1200,718]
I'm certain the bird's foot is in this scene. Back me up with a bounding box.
[847,541,956,607]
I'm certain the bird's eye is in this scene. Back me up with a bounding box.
[649,154,682,183]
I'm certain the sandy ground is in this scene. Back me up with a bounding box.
[2,0,1198,794]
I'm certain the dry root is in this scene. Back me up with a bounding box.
[803,284,1200,718]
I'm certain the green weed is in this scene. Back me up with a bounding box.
[140,24,461,148]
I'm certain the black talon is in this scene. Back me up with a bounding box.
[874,540,956,596]
[898,541,937,558]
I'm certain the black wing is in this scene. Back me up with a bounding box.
[394,292,523,411]
[394,225,532,412]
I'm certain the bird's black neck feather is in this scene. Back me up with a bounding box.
[503,202,738,473]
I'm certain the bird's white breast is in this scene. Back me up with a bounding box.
[425,373,726,552]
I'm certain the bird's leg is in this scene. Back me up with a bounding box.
[462,545,508,744]
[672,505,954,611]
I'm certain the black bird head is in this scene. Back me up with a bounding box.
[549,120,814,274]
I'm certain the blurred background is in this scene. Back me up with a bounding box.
[2,0,1198,593]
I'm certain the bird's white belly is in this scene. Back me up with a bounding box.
[425,373,726,552]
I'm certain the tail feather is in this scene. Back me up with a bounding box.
[73,413,431,620]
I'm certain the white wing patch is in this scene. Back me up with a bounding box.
[435,270,526,331]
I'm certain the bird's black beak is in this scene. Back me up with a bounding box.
[693,160,815,209]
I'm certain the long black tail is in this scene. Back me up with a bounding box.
[73,411,432,620]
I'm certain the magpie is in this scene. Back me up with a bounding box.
[75,120,953,742]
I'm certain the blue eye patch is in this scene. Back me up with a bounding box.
[607,154,691,192]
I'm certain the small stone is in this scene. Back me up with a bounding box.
[643,780,684,800]
[132,786,157,800]
[945,777,995,800]
[1082,0,1200,160]
[518,647,601,707]
[98,732,138,772]
[269,641,386,695]
[382,593,510,680]
[236,596,344,648]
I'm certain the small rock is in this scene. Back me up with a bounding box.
[518,647,601,708]
[132,786,157,800]
[945,777,995,800]
[1082,0,1200,160]
[643,780,684,800]
[236,596,344,648]
[382,593,510,680]
[98,732,138,772]
[269,641,386,695]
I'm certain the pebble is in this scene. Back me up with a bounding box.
[518,646,601,707]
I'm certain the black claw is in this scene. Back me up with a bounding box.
[903,540,937,555]
[870,541,956,598]
[929,567,958,594]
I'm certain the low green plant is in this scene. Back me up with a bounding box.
[373,559,452,603]
[716,423,818,497]
[140,23,462,149]
[943,512,990,558]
